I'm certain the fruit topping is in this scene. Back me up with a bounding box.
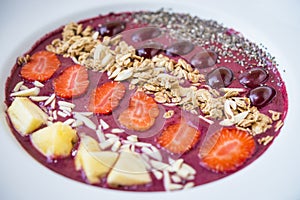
[199,128,256,173]
[7,97,48,136]
[206,66,234,88]
[239,68,268,88]
[107,151,152,187]
[165,40,194,56]
[75,134,118,184]
[136,42,163,59]
[131,27,162,42]
[190,50,217,69]
[30,122,78,158]
[249,86,276,107]
[20,51,60,82]
[158,119,200,154]
[53,65,89,98]
[118,91,159,131]
[98,21,126,37]
[88,81,126,114]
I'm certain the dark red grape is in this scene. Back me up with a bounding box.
[136,42,163,58]
[239,68,268,88]
[98,21,126,37]
[166,41,194,56]
[249,86,276,107]
[190,50,217,69]
[206,66,234,88]
[131,27,162,42]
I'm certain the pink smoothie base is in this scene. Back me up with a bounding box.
[4,11,288,192]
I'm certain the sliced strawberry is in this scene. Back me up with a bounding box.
[20,51,60,82]
[199,128,256,173]
[53,65,89,98]
[118,91,159,131]
[158,120,200,154]
[88,81,126,114]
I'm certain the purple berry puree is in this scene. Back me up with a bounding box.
[4,11,288,192]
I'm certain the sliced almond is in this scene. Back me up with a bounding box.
[10,87,40,97]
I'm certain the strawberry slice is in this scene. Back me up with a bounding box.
[158,120,200,154]
[20,51,60,82]
[53,65,89,98]
[199,128,256,173]
[88,81,126,114]
[118,91,159,131]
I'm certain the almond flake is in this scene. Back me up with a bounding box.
[50,98,56,109]
[29,96,49,102]
[99,138,115,150]
[105,133,119,139]
[59,106,72,113]
[57,110,67,118]
[111,128,125,133]
[33,81,44,88]
[13,81,24,92]
[150,160,170,171]
[44,94,56,106]
[71,120,83,128]
[73,112,96,130]
[135,142,152,147]
[58,101,75,109]
[111,140,121,152]
[63,118,75,125]
[99,119,110,130]
[152,169,163,180]
[171,174,182,183]
[10,87,40,97]
[126,135,138,142]
[96,128,106,143]
[183,182,195,189]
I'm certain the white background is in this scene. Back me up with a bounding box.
[0,0,299,199]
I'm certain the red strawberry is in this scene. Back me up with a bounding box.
[20,51,60,82]
[118,91,159,131]
[199,128,256,173]
[158,120,200,154]
[53,65,89,98]
[88,81,126,114]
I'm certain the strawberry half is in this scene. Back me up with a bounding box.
[158,120,200,154]
[20,51,60,82]
[53,65,89,98]
[88,81,126,114]
[199,128,256,173]
[118,91,159,131]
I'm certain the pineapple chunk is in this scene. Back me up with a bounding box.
[74,134,118,184]
[107,151,152,187]
[31,122,78,158]
[74,134,101,171]
[7,97,48,136]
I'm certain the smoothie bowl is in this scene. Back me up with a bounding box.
[0,1,289,198]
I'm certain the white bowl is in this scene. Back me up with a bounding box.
[1,0,300,199]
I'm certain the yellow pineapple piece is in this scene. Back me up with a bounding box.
[74,134,118,184]
[7,97,48,136]
[30,122,78,158]
[107,151,152,187]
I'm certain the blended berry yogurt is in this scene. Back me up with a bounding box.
[4,10,288,192]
